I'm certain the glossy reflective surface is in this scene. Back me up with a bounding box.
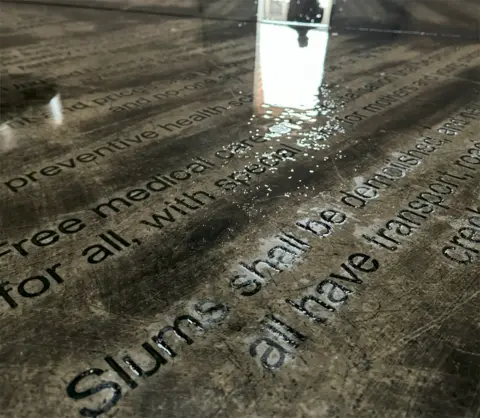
[0,2,479,417]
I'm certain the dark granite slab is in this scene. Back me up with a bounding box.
[0,2,479,418]
[5,0,480,38]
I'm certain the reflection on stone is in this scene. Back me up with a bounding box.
[0,2,479,418]
[253,22,329,112]
[0,123,16,152]
[254,0,332,114]
[48,93,64,126]
[258,0,334,26]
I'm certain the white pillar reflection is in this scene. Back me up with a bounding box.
[0,123,16,152]
[48,93,64,126]
[254,0,333,113]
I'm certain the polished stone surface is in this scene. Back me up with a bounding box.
[6,0,480,37]
[0,2,479,418]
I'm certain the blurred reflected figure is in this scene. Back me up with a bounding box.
[258,0,334,26]
[287,0,324,47]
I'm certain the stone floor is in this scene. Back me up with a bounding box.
[0,2,479,417]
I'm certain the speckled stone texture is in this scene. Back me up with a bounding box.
[0,2,479,418]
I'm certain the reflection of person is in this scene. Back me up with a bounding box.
[287,0,324,47]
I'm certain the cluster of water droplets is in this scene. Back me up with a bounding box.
[252,83,345,152]
[225,84,345,200]
[214,83,348,207]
